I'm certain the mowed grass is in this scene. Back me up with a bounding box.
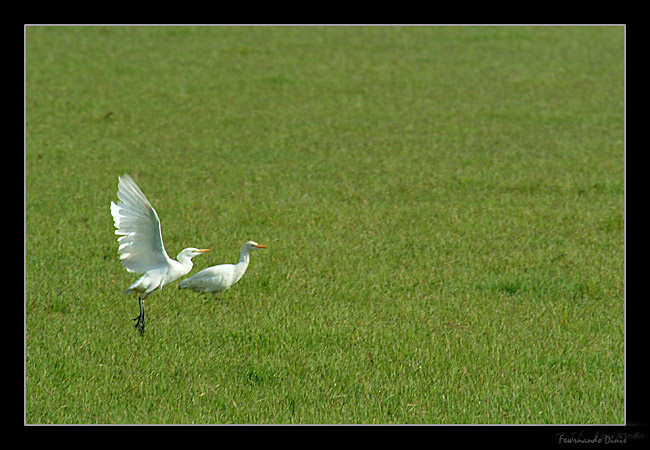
[25,26,624,423]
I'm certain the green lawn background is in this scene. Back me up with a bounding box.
[26,26,624,423]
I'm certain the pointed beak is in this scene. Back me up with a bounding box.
[253,244,267,249]
[196,249,211,253]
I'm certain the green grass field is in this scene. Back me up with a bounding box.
[25,26,624,424]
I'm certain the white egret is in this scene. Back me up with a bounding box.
[178,241,267,294]
[110,174,210,335]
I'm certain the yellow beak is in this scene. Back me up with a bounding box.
[253,244,268,249]
[196,249,211,253]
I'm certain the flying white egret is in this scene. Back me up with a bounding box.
[178,241,267,294]
[110,174,210,335]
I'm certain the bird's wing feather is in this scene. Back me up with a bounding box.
[110,174,170,273]
[179,265,233,292]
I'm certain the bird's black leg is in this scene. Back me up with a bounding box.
[132,296,146,335]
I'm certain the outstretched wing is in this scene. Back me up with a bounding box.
[110,174,170,274]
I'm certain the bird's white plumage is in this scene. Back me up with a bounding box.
[178,241,267,294]
[110,174,170,274]
[178,266,233,293]
[110,174,210,298]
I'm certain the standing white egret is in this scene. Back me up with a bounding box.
[178,241,267,294]
[110,174,210,335]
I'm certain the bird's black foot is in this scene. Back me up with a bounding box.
[133,313,145,335]
[132,297,146,336]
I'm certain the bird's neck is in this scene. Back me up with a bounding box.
[237,247,251,268]
[232,247,251,283]
[176,252,194,274]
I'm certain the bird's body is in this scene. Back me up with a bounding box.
[110,174,209,334]
[179,241,267,294]
[122,251,193,297]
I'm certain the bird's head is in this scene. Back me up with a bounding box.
[244,241,267,251]
[179,248,211,259]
